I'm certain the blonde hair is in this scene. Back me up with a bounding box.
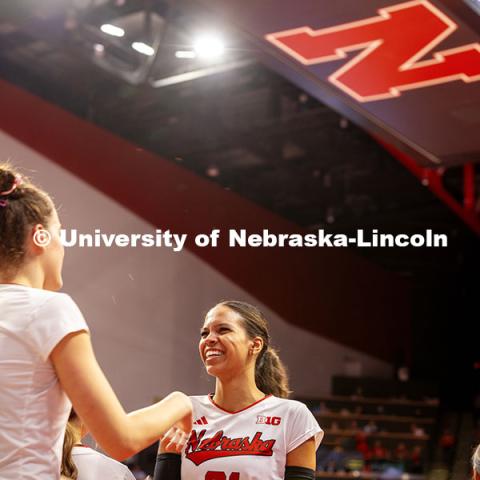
[61,410,79,480]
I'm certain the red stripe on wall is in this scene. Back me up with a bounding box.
[0,78,410,361]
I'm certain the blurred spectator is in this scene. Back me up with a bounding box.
[397,366,410,382]
[395,442,409,463]
[312,401,330,415]
[409,445,424,474]
[350,420,359,431]
[355,432,370,458]
[319,402,330,414]
[370,440,388,472]
[316,446,330,471]
[381,466,404,479]
[364,420,378,434]
[372,440,387,461]
[439,428,456,464]
[354,405,363,415]
[330,421,340,432]
[341,438,357,451]
[344,455,364,473]
[393,442,409,471]
[411,423,426,437]
[323,446,346,472]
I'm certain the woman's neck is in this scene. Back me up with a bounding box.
[213,371,266,413]
[0,264,43,289]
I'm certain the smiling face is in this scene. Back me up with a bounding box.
[199,305,260,379]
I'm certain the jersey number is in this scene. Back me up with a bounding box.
[206,472,240,480]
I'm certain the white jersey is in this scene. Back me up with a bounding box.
[181,395,323,480]
[0,284,89,480]
[72,446,136,480]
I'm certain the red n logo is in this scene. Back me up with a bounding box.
[266,0,480,101]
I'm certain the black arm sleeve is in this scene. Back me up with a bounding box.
[284,465,316,479]
[152,453,181,480]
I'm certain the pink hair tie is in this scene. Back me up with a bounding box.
[0,199,7,207]
[0,174,23,196]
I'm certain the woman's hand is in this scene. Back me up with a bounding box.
[159,427,189,454]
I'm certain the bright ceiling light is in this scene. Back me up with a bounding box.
[100,24,125,38]
[193,35,225,58]
[464,0,480,14]
[175,50,197,59]
[132,42,155,56]
[93,43,105,55]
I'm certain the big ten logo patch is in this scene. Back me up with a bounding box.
[256,415,281,425]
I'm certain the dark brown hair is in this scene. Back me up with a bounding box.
[218,300,290,398]
[0,163,53,276]
[61,410,79,480]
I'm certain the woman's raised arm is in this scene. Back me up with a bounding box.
[51,331,192,460]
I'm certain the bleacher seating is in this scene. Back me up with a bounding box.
[296,376,441,480]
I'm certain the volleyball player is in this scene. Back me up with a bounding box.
[154,301,323,480]
[0,164,192,479]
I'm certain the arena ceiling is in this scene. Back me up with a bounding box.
[0,0,478,292]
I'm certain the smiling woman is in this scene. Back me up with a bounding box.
[153,300,324,480]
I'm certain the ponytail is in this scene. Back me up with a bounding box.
[218,300,291,398]
[255,346,290,398]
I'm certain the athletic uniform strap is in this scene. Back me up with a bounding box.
[153,453,181,480]
[284,466,316,479]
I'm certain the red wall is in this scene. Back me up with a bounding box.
[0,79,411,362]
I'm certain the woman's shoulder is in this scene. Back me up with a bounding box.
[0,285,78,325]
[268,396,304,406]
[9,285,79,312]
[31,289,84,320]
[268,396,313,414]
[0,283,66,304]
[36,289,77,307]
[188,394,210,405]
